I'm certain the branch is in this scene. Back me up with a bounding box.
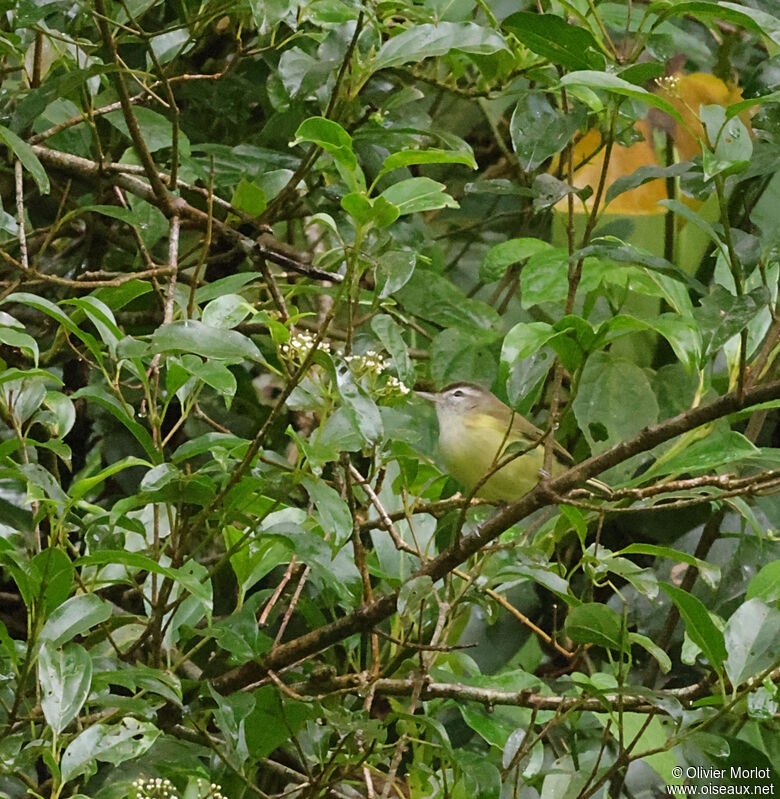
[213,378,780,692]
[288,665,780,716]
[93,0,173,211]
[29,144,340,282]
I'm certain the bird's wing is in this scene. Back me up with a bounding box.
[509,412,574,465]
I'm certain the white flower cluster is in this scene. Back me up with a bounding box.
[656,74,680,95]
[386,375,411,395]
[344,349,389,375]
[195,780,227,799]
[131,777,227,799]
[344,350,410,395]
[280,331,331,362]
[132,778,178,799]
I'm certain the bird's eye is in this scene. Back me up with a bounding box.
[452,389,464,398]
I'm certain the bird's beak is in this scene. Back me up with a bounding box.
[416,390,440,403]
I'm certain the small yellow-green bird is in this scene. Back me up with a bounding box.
[418,382,604,502]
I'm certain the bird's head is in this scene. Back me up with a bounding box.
[417,383,495,424]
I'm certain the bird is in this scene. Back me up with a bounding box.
[417,382,608,502]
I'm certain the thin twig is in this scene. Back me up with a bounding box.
[14,161,28,271]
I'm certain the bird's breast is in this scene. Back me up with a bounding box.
[438,416,549,502]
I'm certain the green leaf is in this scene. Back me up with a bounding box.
[605,161,694,206]
[60,718,160,782]
[502,11,604,71]
[560,71,685,124]
[376,250,417,299]
[724,599,780,687]
[374,22,508,70]
[292,116,363,192]
[695,285,770,359]
[19,462,69,504]
[510,94,584,172]
[245,686,313,759]
[335,365,383,444]
[302,475,352,546]
[481,237,552,283]
[78,549,211,603]
[501,321,570,369]
[79,204,142,226]
[652,2,780,48]
[0,124,50,194]
[39,594,112,647]
[39,390,76,438]
[578,238,706,294]
[152,320,265,362]
[398,575,434,616]
[629,632,672,674]
[643,430,759,478]
[104,106,185,153]
[380,177,458,216]
[662,195,726,249]
[397,269,499,330]
[71,385,158,461]
[29,548,74,616]
[700,104,752,180]
[378,147,477,179]
[0,327,38,365]
[39,642,92,734]
[172,432,247,463]
[341,192,399,227]
[69,456,150,502]
[231,178,266,215]
[572,351,659,454]
[746,561,780,604]
[201,294,255,330]
[661,583,726,673]
[2,293,102,361]
[371,314,414,386]
[431,327,498,388]
[606,314,701,373]
[564,603,626,652]
[65,296,123,356]
[617,544,720,590]
[177,354,237,407]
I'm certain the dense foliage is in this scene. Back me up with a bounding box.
[1,0,780,797]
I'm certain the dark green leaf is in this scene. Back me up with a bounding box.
[661,583,726,673]
[618,544,720,590]
[565,603,626,652]
[560,71,685,123]
[71,385,158,461]
[605,162,694,206]
[152,320,265,362]
[29,548,74,615]
[502,11,603,71]
[481,237,552,283]
[0,125,49,194]
[378,147,477,178]
[652,2,780,48]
